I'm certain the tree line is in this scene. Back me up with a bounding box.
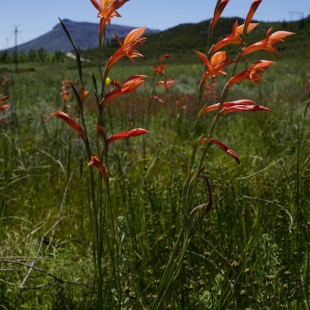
[0,48,65,64]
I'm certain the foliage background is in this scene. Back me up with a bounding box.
[0,15,310,309]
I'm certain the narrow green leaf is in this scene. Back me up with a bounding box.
[58,18,83,85]
[71,82,83,114]
[92,73,98,95]
[200,175,213,215]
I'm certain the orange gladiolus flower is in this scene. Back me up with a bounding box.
[0,95,9,114]
[102,75,146,107]
[210,138,240,164]
[109,79,122,88]
[79,86,90,100]
[90,0,129,38]
[211,20,259,53]
[199,137,240,164]
[0,95,9,125]
[210,0,230,34]
[226,60,275,89]
[0,119,9,126]
[0,103,9,114]
[155,78,177,89]
[0,95,9,104]
[106,128,148,145]
[219,104,271,115]
[95,124,106,140]
[244,0,262,33]
[1,76,8,87]
[153,64,167,75]
[241,27,295,57]
[196,51,234,85]
[200,99,256,115]
[61,80,71,101]
[71,86,90,110]
[158,54,171,63]
[88,156,108,179]
[52,110,86,142]
[151,95,165,105]
[61,93,69,101]
[105,26,146,73]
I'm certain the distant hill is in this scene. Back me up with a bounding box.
[136,16,310,62]
[82,15,310,63]
[3,15,310,61]
[4,19,159,53]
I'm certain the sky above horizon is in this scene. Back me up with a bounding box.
[1,0,309,51]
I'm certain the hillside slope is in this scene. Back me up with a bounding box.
[4,19,159,53]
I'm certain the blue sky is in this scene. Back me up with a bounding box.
[1,0,309,51]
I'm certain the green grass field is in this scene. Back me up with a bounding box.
[1,6,310,310]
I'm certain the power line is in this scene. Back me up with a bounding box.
[288,11,304,21]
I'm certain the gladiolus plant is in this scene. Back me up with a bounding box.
[151,0,294,308]
[51,3,148,308]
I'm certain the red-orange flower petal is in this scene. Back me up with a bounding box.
[1,76,8,87]
[237,22,259,35]
[211,20,240,53]
[0,104,9,114]
[244,0,262,33]
[88,156,108,179]
[109,79,122,88]
[209,138,240,164]
[0,119,9,126]
[106,128,148,145]
[90,0,129,38]
[155,78,177,89]
[210,0,230,34]
[219,104,271,115]
[0,94,9,116]
[196,51,234,84]
[241,28,295,57]
[201,99,256,115]
[105,26,146,73]
[151,95,165,104]
[226,60,275,88]
[153,64,167,75]
[78,86,90,99]
[199,137,240,164]
[158,54,171,63]
[51,110,86,142]
[0,95,9,104]
[95,124,106,139]
[102,75,146,107]
[211,20,259,53]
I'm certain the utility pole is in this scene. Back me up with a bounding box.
[14,26,19,73]
[288,11,303,21]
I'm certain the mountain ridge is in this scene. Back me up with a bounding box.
[2,16,309,59]
[4,19,160,53]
